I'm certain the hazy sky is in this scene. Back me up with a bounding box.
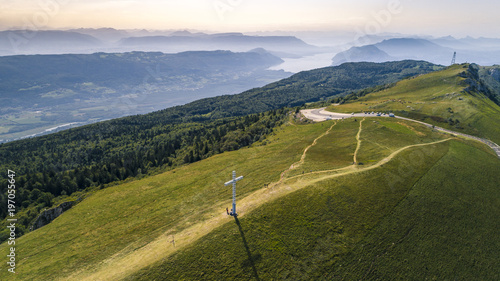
[1,0,499,37]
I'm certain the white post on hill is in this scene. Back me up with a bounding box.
[224,170,243,217]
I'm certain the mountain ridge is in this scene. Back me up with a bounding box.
[0,61,499,280]
[117,33,321,56]
[328,64,500,144]
[0,30,322,57]
[332,45,393,65]
[332,37,500,66]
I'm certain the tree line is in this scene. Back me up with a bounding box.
[0,108,287,241]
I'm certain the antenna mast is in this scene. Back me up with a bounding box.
[451,52,456,65]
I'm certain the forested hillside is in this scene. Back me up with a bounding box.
[0,110,287,241]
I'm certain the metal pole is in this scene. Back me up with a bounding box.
[224,170,243,217]
[232,170,236,215]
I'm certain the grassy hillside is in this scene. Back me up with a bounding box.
[335,140,500,280]
[2,114,498,280]
[127,120,499,280]
[327,64,500,144]
[0,118,327,280]
[0,109,288,242]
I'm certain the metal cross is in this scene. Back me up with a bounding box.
[224,170,243,217]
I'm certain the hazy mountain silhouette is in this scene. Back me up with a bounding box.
[374,38,451,59]
[67,28,129,43]
[0,30,103,56]
[119,33,321,56]
[332,45,393,65]
[0,29,322,57]
[332,37,500,66]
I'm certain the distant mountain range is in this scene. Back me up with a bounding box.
[3,28,499,65]
[333,37,500,66]
[0,29,322,57]
[0,30,104,56]
[118,33,321,56]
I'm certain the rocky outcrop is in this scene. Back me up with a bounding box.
[489,68,500,82]
[30,201,74,231]
[462,64,499,105]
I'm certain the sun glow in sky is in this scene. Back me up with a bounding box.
[1,0,499,37]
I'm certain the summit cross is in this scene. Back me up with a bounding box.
[224,170,243,217]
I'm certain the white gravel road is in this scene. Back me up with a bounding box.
[301,107,500,158]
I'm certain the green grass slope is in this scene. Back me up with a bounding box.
[128,123,499,280]
[3,112,497,280]
[355,118,445,165]
[336,140,500,280]
[0,119,329,280]
[327,64,500,144]
[128,142,450,280]
[286,120,359,177]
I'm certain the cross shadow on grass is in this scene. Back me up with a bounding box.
[234,217,261,281]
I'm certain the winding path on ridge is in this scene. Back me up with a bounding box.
[67,117,456,281]
[353,118,365,164]
[279,121,338,182]
[302,107,500,158]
